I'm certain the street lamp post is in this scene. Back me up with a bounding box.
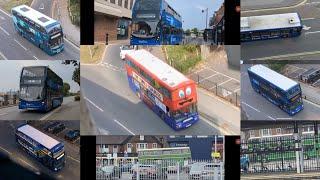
[202,8,208,29]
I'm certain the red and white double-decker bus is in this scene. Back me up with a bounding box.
[125,49,199,130]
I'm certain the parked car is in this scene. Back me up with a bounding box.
[132,164,167,180]
[100,165,121,180]
[188,162,207,179]
[64,130,80,141]
[188,162,219,179]
[44,122,60,132]
[51,123,65,134]
[119,163,133,172]
[120,45,134,60]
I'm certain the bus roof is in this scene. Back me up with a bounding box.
[126,50,190,89]
[241,13,301,32]
[12,5,57,27]
[248,65,298,91]
[17,124,60,150]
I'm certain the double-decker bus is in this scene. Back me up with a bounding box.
[15,124,65,171]
[19,66,63,112]
[11,5,64,55]
[130,0,182,45]
[241,13,302,42]
[247,65,304,115]
[125,50,199,130]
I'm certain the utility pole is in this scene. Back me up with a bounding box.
[202,8,208,29]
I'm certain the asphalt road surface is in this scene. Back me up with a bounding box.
[81,45,240,135]
[0,120,80,179]
[241,64,320,120]
[0,0,79,60]
[0,96,80,120]
[241,0,320,60]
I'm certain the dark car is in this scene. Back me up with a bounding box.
[51,123,65,134]
[99,165,121,180]
[64,130,80,141]
[44,122,60,132]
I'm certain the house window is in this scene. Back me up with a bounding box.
[276,128,282,135]
[124,0,128,9]
[152,143,157,149]
[113,145,118,153]
[261,129,271,137]
[249,130,255,138]
[136,143,147,150]
[127,143,132,149]
[110,0,115,4]
[118,0,122,6]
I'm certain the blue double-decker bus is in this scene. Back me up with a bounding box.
[19,66,63,112]
[248,65,304,115]
[11,5,64,55]
[16,124,65,171]
[241,13,302,42]
[131,0,182,45]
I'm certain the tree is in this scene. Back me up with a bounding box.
[62,82,70,96]
[73,66,80,86]
[185,29,191,36]
[192,28,199,36]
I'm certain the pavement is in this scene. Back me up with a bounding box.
[241,0,320,60]
[0,120,80,179]
[241,64,320,120]
[242,171,320,179]
[0,96,80,120]
[242,0,306,11]
[52,0,80,46]
[0,0,79,60]
[81,45,240,135]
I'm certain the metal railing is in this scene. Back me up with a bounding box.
[188,73,240,107]
[96,159,224,180]
[241,130,320,174]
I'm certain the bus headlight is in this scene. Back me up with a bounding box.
[179,90,185,98]
[176,124,182,128]
[186,87,192,96]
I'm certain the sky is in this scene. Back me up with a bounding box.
[0,61,80,93]
[166,0,224,30]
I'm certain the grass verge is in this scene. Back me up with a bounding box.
[0,0,33,12]
[164,45,202,74]
[80,44,105,64]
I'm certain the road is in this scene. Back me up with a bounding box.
[241,64,320,120]
[0,96,80,120]
[0,0,79,60]
[0,120,80,179]
[241,0,320,60]
[81,45,240,135]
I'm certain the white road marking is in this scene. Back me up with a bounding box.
[39,106,62,120]
[200,115,234,135]
[14,39,27,51]
[19,158,40,172]
[67,155,80,163]
[198,73,218,83]
[0,51,8,60]
[84,97,104,112]
[217,78,234,86]
[33,56,39,60]
[233,88,241,93]
[301,18,315,21]
[39,3,44,10]
[251,51,320,60]
[276,117,293,120]
[306,2,320,5]
[304,99,320,108]
[242,0,307,13]
[0,8,12,17]
[0,26,10,36]
[267,115,276,120]
[113,119,135,135]
[241,102,261,112]
[0,113,8,116]
[0,16,5,20]
[97,128,110,135]
[207,67,240,82]
[305,31,320,35]
[0,146,12,155]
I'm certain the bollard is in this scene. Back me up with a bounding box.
[106,33,109,45]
